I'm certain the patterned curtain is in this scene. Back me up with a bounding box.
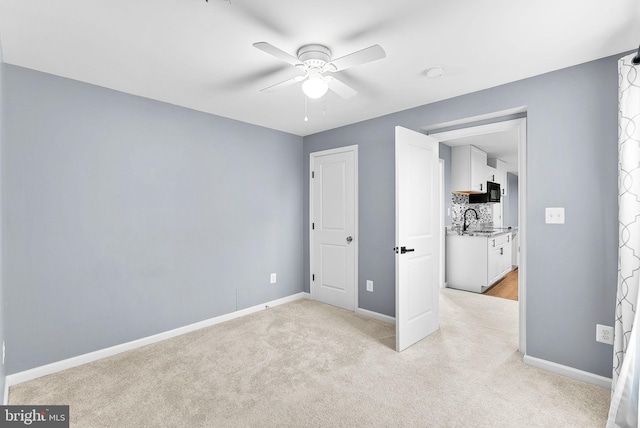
[608,52,640,428]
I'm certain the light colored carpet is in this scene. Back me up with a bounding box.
[9,289,610,427]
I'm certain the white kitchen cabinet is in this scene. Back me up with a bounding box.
[452,145,488,193]
[486,165,497,183]
[511,231,519,268]
[487,158,507,197]
[446,235,487,293]
[488,234,512,283]
[488,245,503,285]
[446,232,512,293]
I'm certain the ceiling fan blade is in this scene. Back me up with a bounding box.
[328,45,386,72]
[253,42,302,67]
[260,75,306,92]
[326,76,357,99]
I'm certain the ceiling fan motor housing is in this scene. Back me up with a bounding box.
[297,44,332,69]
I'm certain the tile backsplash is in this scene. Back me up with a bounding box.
[451,193,493,227]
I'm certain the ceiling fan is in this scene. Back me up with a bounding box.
[253,42,386,99]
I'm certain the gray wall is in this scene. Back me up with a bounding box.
[2,51,623,380]
[303,53,620,378]
[4,65,304,374]
[506,172,519,227]
[0,41,6,401]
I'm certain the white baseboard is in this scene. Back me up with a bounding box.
[6,292,309,388]
[356,307,396,324]
[523,355,612,389]
[303,293,393,324]
[3,379,8,405]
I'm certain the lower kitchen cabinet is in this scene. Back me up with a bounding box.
[488,233,512,285]
[511,231,519,268]
[446,233,513,293]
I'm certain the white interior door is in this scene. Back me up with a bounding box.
[311,146,357,311]
[395,127,440,352]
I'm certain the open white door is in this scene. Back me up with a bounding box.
[395,126,440,352]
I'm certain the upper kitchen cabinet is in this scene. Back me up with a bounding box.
[487,158,507,196]
[452,145,487,193]
[486,165,498,184]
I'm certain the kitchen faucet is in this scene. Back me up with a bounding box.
[463,208,479,232]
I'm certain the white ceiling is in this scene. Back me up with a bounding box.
[0,0,638,137]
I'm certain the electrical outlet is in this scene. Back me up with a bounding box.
[596,324,614,345]
[270,273,276,284]
[366,280,373,292]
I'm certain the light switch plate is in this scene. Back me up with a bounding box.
[545,207,565,224]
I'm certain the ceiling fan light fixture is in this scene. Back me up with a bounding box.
[302,75,329,99]
[254,41,384,100]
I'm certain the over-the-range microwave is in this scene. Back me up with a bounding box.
[468,181,501,204]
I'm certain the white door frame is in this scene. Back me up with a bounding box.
[439,159,445,289]
[428,117,527,355]
[309,145,359,311]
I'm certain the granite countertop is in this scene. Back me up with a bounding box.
[446,226,517,237]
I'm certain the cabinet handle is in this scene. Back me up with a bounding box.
[500,248,504,255]
[480,183,483,191]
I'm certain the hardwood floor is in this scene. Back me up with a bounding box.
[484,268,518,301]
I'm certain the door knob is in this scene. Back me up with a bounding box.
[346,236,353,244]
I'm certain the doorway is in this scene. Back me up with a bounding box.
[428,117,527,354]
[309,145,358,311]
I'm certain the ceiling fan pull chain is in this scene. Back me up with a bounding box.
[304,95,309,122]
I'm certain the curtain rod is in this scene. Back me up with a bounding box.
[634,43,640,64]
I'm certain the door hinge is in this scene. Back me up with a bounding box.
[312,171,315,178]
[312,274,315,281]
[312,222,315,230]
